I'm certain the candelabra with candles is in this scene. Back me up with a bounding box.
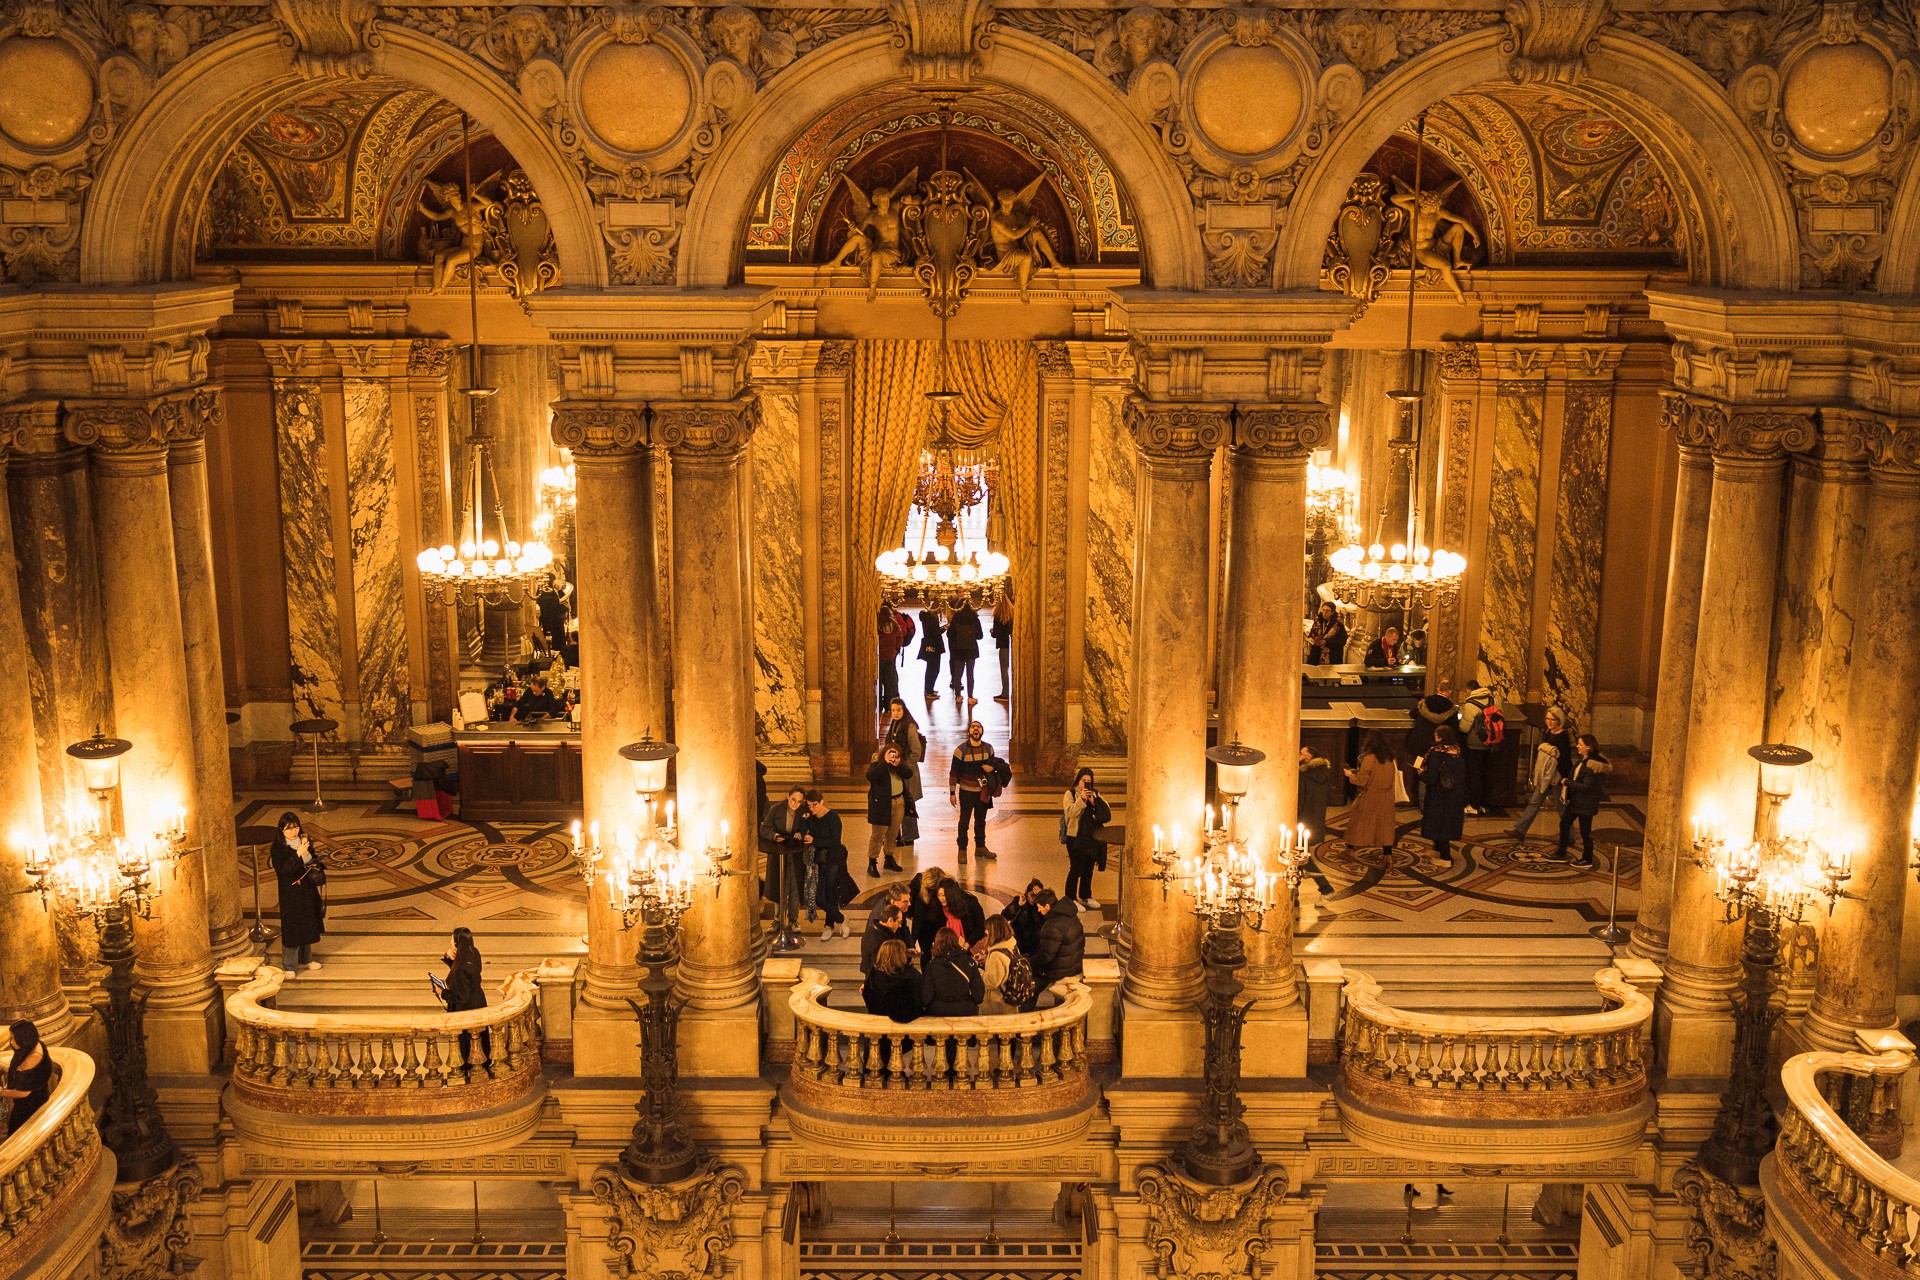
[22,730,189,1183]
[571,736,734,1185]
[1687,743,1853,1186]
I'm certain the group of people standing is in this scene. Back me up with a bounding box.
[1305,603,1428,670]
[878,598,1014,706]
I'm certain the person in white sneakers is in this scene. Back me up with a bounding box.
[269,811,327,973]
[1060,767,1110,912]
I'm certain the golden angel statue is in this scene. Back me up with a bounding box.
[418,172,504,293]
[823,169,920,300]
[968,170,1060,300]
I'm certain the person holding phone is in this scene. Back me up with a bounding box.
[1061,768,1111,912]
[270,811,327,973]
[438,926,491,1072]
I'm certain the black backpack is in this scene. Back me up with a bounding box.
[1000,952,1038,1008]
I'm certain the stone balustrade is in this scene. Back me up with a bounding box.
[0,1048,112,1278]
[784,968,1095,1119]
[1769,1032,1918,1279]
[226,966,543,1117]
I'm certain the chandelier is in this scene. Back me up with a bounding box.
[413,114,553,607]
[539,457,576,514]
[569,736,734,929]
[1329,112,1467,613]
[24,730,186,918]
[1306,463,1354,540]
[1690,744,1852,925]
[1144,742,1312,916]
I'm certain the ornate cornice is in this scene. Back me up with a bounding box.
[654,397,759,459]
[550,402,650,458]
[1124,398,1231,465]
[1232,403,1331,458]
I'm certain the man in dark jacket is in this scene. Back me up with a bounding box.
[946,604,985,704]
[864,744,914,877]
[803,791,850,939]
[861,888,913,974]
[917,609,946,700]
[1402,692,1458,806]
[1029,889,1085,996]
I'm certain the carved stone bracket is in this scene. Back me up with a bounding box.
[591,1157,748,1280]
[1502,0,1613,84]
[1233,403,1332,458]
[654,397,759,459]
[1124,398,1232,464]
[551,402,651,459]
[101,1161,205,1280]
[888,0,996,83]
[271,0,379,78]
[1673,1160,1777,1280]
[1136,1161,1290,1280]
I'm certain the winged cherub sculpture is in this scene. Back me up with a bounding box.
[418,172,504,293]
[967,170,1060,299]
[1388,176,1480,304]
[823,169,920,300]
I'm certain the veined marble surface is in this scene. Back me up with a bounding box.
[1475,381,1542,705]
[1542,383,1612,726]
[753,389,807,749]
[275,380,346,726]
[344,379,411,745]
[1081,391,1134,751]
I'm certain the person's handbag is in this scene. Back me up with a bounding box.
[898,802,920,846]
[1392,769,1410,806]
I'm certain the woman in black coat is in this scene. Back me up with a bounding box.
[439,926,491,1069]
[861,939,923,1023]
[269,811,326,972]
[1415,725,1467,862]
[1002,879,1045,954]
[920,929,984,1016]
[1557,734,1611,870]
[1306,601,1346,665]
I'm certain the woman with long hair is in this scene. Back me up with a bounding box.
[1,1019,53,1136]
[1415,724,1466,862]
[1343,731,1401,857]
[440,926,491,1070]
[269,811,326,973]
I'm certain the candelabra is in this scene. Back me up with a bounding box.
[22,730,188,1183]
[1688,743,1853,1185]
[571,736,734,1184]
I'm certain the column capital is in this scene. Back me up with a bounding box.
[654,397,758,460]
[1837,411,1920,482]
[551,401,651,459]
[1231,403,1331,459]
[63,390,215,462]
[1438,342,1481,384]
[406,339,455,379]
[1124,398,1230,467]
[1660,393,1817,461]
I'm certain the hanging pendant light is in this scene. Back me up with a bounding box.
[1329,111,1467,612]
[415,114,553,606]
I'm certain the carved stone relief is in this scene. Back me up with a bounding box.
[591,1159,748,1280]
[1135,1161,1290,1280]
[101,1162,205,1280]
[1673,1161,1778,1280]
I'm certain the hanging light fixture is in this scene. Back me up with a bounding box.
[1329,111,1467,612]
[539,454,576,515]
[1306,463,1356,542]
[415,114,553,606]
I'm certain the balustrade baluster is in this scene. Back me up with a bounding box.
[1545,1036,1569,1089]
[862,1031,882,1088]
[423,1031,447,1088]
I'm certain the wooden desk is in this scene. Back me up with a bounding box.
[454,723,584,822]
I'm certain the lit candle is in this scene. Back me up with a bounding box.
[1153,825,1164,855]
[666,800,675,832]
[1205,805,1215,836]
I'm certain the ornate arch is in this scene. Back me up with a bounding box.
[678,28,1203,289]
[80,26,602,286]
[1879,162,1920,295]
[1272,28,1797,292]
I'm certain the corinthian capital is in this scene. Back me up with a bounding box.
[653,398,759,459]
[1125,398,1231,465]
[550,402,650,458]
[1232,404,1331,459]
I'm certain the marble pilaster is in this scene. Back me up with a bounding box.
[1805,416,1920,1050]
[749,387,806,754]
[1431,345,1483,696]
[1541,351,1621,726]
[337,349,411,746]
[1475,348,1550,705]
[67,398,219,1074]
[1658,403,1814,1079]
[402,340,456,723]
[550,402,659,1076]
[812,342,854,775]
[1119,399,1226,1077]
[1081,389,1135,754]
[658,398,762,1077]
[267,368,346,727]
[1630,399,1714,963]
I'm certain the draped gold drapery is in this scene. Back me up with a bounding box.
[844,339,1042,755]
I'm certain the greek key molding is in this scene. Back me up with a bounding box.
[1125,397,1231,463]
[654,397,760,458]
[550,401,651,458]
[1233,403,1332,458]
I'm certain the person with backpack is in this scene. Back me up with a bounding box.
[1557,734,1611,869]
[916,607,946,701]
[977,916,1036,1013]
[1060,767,1111,911]
[1414,724,1466,863]
[876,604,913,704]
[920,928,985,1016]
[946,601,985,706]
[1459,685,1505,814]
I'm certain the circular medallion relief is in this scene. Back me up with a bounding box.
[578,41,691,156]
[1783,42,1892,157]
[1190,44,1302,157]
[0,37,95,150]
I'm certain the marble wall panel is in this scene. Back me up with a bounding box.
[343,379,410,744]
[274,379,346,725]
[1474,381,1543,703]
[752,389,807,750]
[1542,382,1613,725]
[1081,390,1134,751]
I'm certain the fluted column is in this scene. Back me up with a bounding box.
[1119,400,1226,1076]
[1630,400,1715,962]
[166,391,245,960]
[1657,404,1814,1079]
[0,422,74,1043]
[657,398,761,1076]
[1805,416,1920,1050]
[550,403,661,1076]
[67,399,219,1073]
[1218,404,1329,1073]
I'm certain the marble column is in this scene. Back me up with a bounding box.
[1119,400,1228,1077]
[657,399,761,1076]
[0,433,75,1043]
[550,403,660,1076]
[1630,400,1714,962]
[67,400,219,1074]
[1658,405,1813,1079]
[1218,405,1328,1077]
[1805,417,1920,1050]
[167,393,245,960]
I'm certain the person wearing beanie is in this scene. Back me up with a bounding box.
[1402,691,1458,807]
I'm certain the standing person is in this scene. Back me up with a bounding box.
[803,790,851,939]
[1405,628,1430,668]
[861,890,914,974]
[1363,624,1404,668]
[876,604,910,703]
[1297,747,1334,848]
[881,697,927,806]
[991,594,1014,701]
[1029,890,1085,998]
[438,926,491,1070]
[908,865,951,960]
[1540,705,1574,783]
[1459,685,1505,814]
[977,916,1026,1014]
[920,928,985,1017]
[2,1020,53,1136]
[270,811,326,973]
[1306,601,1347,665]
[1402,692,1459,806]
[761,785,811,939]
[1415,724,1467,863]
[1557,734,1611,869]
[864,743,916,878]
[862,940,923,1022]
[948,720,998,862]
[946,600,984,706]
[916,607,946,702]
[1001,879,1045,954]
[934,879,986,947]
[1343,733,1401,858]
[1508,736,1563,840]
[1061,768,1111,912]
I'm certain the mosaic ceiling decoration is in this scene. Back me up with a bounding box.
[747,87,1138,267]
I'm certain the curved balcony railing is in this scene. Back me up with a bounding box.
[1341,966,1650,1111]
[227,966,543,1116]
[1772,1040,1918,1276]
[785,969,1095,1119]
[0,1048,108,1273]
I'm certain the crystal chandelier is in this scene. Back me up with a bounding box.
[1330,112,1467,612]
[1690,744,1853,925]
[413,114,553,607]
[1306,463,1354,540]
[24,729,187,918]
[569,736,734,929]
[539,457,576,514]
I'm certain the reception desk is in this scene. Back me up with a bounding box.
[454,722,584,822]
